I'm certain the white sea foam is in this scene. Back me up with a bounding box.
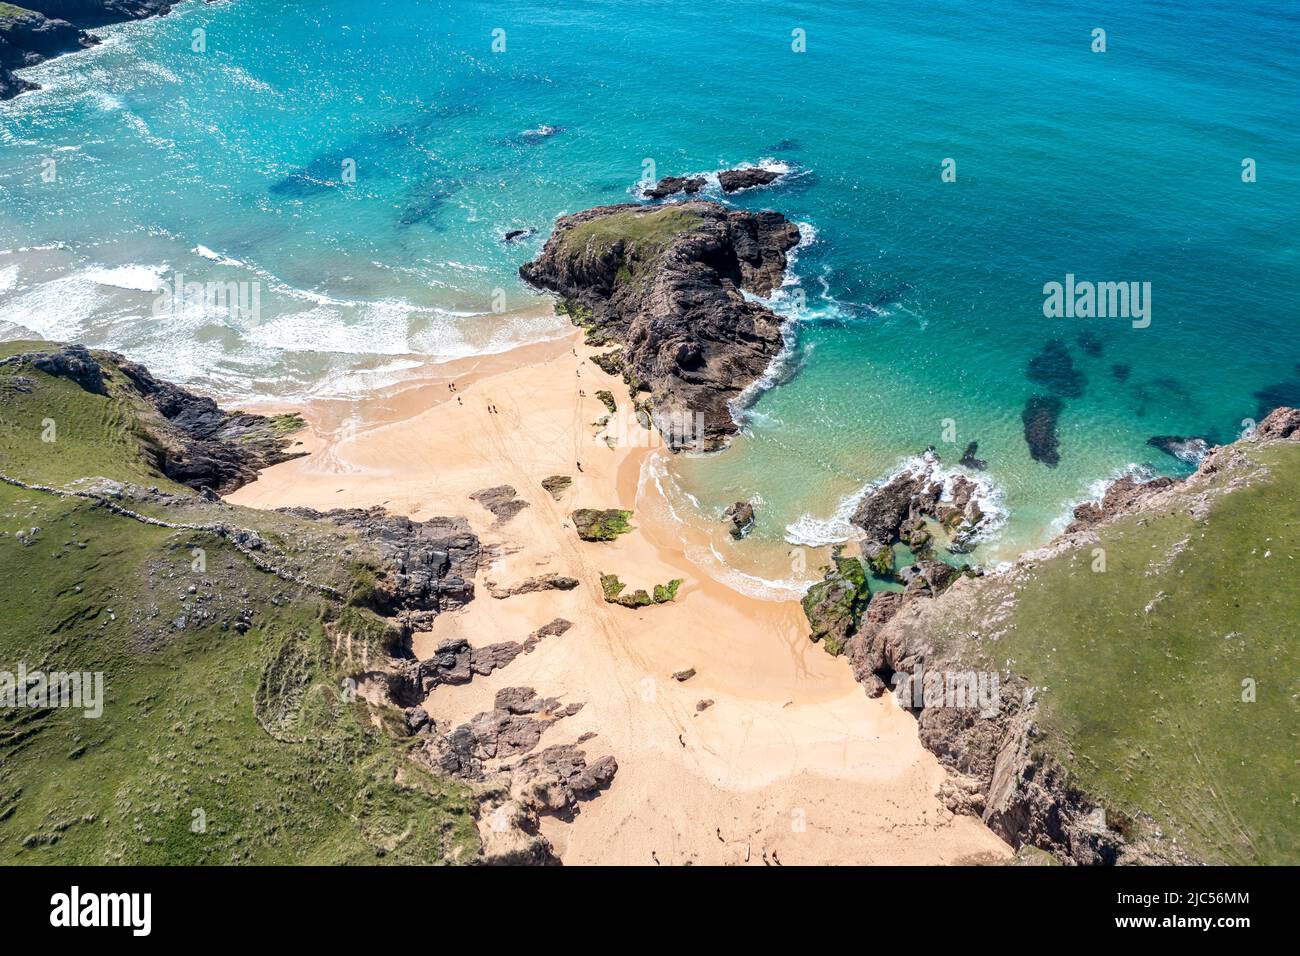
[0,274,108,341]
[82,263,168,292]
[1047,462,1155,537]
[192,245,246,267]
[0,265,20,296]
[785,451,1009,550]
[633,157,798,201]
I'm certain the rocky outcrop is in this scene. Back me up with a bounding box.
[717,167,781,192]
[0,345,307,493]
[280,506,478,626]
[830,410,1300,864]
[1256,405,1300,439]
[1147,434,1209,464]
[1064,474,1176,533]
[850,451,988,553]
[540,475,571,499]
[14,1,176,28]
[386,620,571,707]
[723,500,754,538]
[801,551,871,657]
[643,175,705,200]
[0,7,92,70]
[470,484,529,524]
[486,573,579,599]
[521,201,801,450]
[0,1,179,101]
[571,507,632,541]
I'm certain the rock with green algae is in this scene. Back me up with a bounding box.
[600,573,683,608]
[572,508,634,541]
[801,548,872,657]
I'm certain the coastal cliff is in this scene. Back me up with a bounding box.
[804,407,1300,864]
[0,0,177,100]
[0,341,614,863]
[521,201,800,450]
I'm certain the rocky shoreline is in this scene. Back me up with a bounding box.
[803,405,1300,864]
[0,0,179,100]
[521,200,800,450]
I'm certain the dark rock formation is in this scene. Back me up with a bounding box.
[502,228,536,243]
[520,201,801,450]
[1026,338,1085,399]
[0,7,92,70]
[281,506,478,624]
[1021,394,1062,466]
[849,453,987,552]
[1065,474,1176,533]
[0,345,307,493]
[470,484,529,524]
[0,0,178,100]
[486,573,579,599]
[643,175,705,200]
[717,167,781,192]
[723,500,755,539]
[1146,434,1210,465]
[540,475,571,500]
[959,441,987,470]
[671,668,695,682]
[571,507,632,541]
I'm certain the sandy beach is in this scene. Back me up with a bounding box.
[227,317,1012,866]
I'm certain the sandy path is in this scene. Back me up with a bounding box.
[228,326,1011,866]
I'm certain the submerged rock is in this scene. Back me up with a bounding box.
[1026,338,1086,399]
[959,441,987,470]
[1147,435,1210,464]
[1021,394,1063,467]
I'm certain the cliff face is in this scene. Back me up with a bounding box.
[0,1,177,100]
[0,344,307,494]
[521,201,800,450]
[807,406,1300,864]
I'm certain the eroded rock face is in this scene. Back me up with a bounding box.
[0,8,93,70]
[1065,475,1176,533]
[1,1,177,101]
[643,175,706,199]
[282,506,479,625]
[717,167,781,192]
[0,346,307,493]
[521,201,801,450]
[1257,405,1300,440]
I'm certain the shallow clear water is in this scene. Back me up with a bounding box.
[1,0,1297,567]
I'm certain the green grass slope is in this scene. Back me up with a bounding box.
[929,442,1299,864]
[0,345,480,864]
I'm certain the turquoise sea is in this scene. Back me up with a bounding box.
[1,0,1298,576]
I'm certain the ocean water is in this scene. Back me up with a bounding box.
[1,0,1297,571]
